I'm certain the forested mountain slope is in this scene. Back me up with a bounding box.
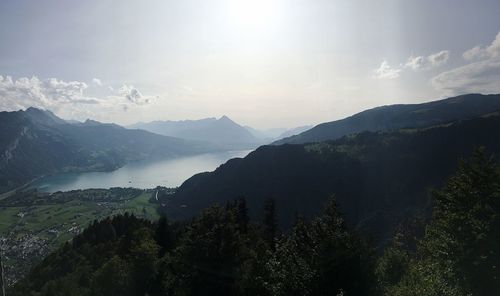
[274,94,500,145]
[12,152,500,295]
[165,112,500,241]
[0,108,212,193]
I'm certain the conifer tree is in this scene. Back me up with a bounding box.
[263,198,277,250]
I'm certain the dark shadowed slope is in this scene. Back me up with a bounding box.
[0,108,214,193]
[273,94,500,145]
[164,112,500,242]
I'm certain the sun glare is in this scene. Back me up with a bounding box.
[225,0,284,32]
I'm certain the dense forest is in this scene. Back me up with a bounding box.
[11,149,500,295]
[165,112,500,244]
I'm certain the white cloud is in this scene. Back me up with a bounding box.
[0,75,96,111]
[92,78,102,86]
[405,50,450,70]
[0,75,157,121]
[432,58,500,95]
[462,31,500,61]
[374,50,449,79]
[405,56,427,71]
[118,84,155,105]
[428,50,450,66]
[373,61,401,79]
[463,46,488,61]
[433,31,500,95]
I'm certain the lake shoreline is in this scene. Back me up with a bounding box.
[28,150,252,193]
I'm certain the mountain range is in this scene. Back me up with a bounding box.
[4,93,500,237]
[4,93,500,292]
[0,108,214,194]
[129,116,263,149]
[274,93,500,145]
[162,94,500,243]
[130,116,313,148]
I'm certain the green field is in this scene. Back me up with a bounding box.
[0,188,160,285]
[0,191,158,236]
[0,206,22,233]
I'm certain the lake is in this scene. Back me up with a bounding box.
[30,150,252,192]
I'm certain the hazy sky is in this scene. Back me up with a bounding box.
[1,0,500,128]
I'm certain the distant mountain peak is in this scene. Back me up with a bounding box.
[25,106,52,116]
[218,115,233,122]
[0,109,212,194]
[128,115,261,148]
[26,106,42,112]
[82,119,123,129]
[84,119,101,125]
[24,107,66,125]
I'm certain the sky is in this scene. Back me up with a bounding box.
[0,0,500,129]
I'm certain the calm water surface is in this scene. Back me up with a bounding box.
[30,150,251,192]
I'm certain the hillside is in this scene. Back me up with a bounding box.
[0,188,159,285]
[12,155,500,295]
[129,115,262,149]
[164,112,500,242]
[273,93,500,145]
[11,198,378,296]
[0,108,213,193]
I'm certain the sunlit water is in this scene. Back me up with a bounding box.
[30,150,251,192]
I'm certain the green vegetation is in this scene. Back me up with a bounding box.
[4,96,500,294]
[166,112,500,244]
[378,148,500,295]
[122,190,161,219]
[0,187,159,285]
[10,198,377,296]
[0,107,214,194]
[274,93,500,145]
[0,207,20,233]
[9,149,500,296]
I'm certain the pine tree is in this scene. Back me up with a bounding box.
[263,198,277,250]
[386,148,500,296]
[423,148,500,295]
[236,197,250,234]
[155,215,173,256]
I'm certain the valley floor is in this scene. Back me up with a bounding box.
[0,188,159,285]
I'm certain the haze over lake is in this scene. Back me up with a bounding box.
[30,150,251,192]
